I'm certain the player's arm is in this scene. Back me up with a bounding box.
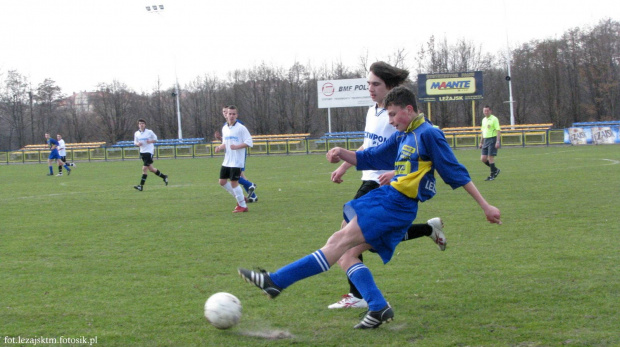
[462,181,502,224]
[495,129,501,148]
[331,145,364,183]
[327,147,357,165]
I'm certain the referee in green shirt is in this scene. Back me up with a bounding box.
[479,105,501,181]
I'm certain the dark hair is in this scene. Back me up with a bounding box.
[227,105,237,111]
[369,61,410,89]
[484,105,492,109]
[384,86,418,113]
[138,119,146,124]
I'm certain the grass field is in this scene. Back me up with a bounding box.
[1,145,619,347]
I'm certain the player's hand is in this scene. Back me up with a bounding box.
[484,205,502,225]
[331,166,346,183]
[326,147,342,164]
[377,171,395,186]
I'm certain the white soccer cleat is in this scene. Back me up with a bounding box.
[327,293,368,309]
[56,173,63,176]
[427,217,446,251]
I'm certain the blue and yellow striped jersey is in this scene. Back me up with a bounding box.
[355,115,471,201]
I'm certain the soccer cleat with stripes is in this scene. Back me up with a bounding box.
[163,175,168,186]
[493,168,501,179]
[134,185,143,191]
[238,268,282,299]
[427,217,446,251]
[354,304,394,329]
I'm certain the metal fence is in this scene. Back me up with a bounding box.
[0,129,570,164]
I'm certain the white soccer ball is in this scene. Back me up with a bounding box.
[204,292,242,329]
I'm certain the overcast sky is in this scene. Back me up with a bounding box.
[0,0,616,94]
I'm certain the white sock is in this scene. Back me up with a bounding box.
[233,186,247,207]
[221,181,236,196]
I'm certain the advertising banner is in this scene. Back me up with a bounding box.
[317,78,373,109]
[418,71,484,102]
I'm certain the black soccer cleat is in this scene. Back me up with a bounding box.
[484,175,495,181]
[246,183,256,200]
[134,185,143,191]
[492,168,501,179]
[238,268,282,299]
[354,304,394,329]
[163,175,168,186]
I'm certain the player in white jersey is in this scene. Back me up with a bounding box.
[133,119,169,191]
[327,62,447,309]
[55,134,75,176]
[215,105,253,213]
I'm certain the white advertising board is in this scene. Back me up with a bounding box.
[317,78,373,109]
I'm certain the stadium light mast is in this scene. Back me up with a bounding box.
[146,4,183,139]
[503,0,515,128]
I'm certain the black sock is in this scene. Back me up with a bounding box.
[349,254,364,299]
[490,163,497,174]
[140,174,147,186]
[58,166,62,173]
[155,170,165,178]
[484,160,490,167]
[403,223,432,241]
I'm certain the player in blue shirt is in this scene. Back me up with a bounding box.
[238,86,501,329]
[45,133,72,176]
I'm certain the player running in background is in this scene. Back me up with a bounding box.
[215,105,253,213]
[133,119,168,191]
[327,61,446,310]
[56,133,76,176]
[45,132,72,176]
[216,106,257,202]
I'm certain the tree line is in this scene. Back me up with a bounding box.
[1,19,618,151]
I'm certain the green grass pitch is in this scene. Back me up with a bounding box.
[1,145,618,346]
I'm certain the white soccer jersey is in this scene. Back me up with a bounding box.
[134,129,158,154]
[57,139,67,156]
[221,121,253,168]
[360,104,397,182]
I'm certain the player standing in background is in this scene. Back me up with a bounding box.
[327,62,446,310]
[56,134,76,176]
[215,105,253,213]
[479,105,501,181]
[216,105,258,202]
[45,132,71,176]
[133,119,168,191]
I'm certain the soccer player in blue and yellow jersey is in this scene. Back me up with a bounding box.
[44,133,71,176]
[238,86,501,329]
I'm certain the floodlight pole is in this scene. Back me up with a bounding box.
[146,4,183,139]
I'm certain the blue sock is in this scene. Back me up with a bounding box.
[49,166,53,175]
[64,165,70,171]
[347,263,387,311]
[238,177,252,191]
[270,250,330,289]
